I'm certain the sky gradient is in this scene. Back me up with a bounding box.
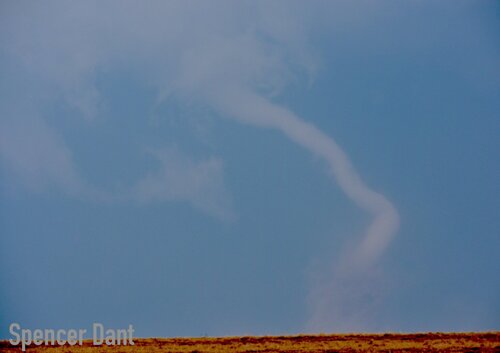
[1,1,499,337]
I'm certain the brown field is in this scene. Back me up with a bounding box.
[1,332,499,353]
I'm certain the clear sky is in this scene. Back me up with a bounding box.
[1,1,499,337]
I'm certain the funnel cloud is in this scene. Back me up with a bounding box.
[207,86,399,330]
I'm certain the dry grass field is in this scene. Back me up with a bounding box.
[1,332,499,352]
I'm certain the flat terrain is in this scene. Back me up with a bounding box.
[1,332,499,352]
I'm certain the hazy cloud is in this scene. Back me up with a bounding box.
[134,148,234,221]
[0,113,94,199]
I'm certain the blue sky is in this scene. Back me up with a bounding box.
[1,1,499,337]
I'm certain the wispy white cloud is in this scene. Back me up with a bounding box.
[0,113,98,200]
[133,148,235,222]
